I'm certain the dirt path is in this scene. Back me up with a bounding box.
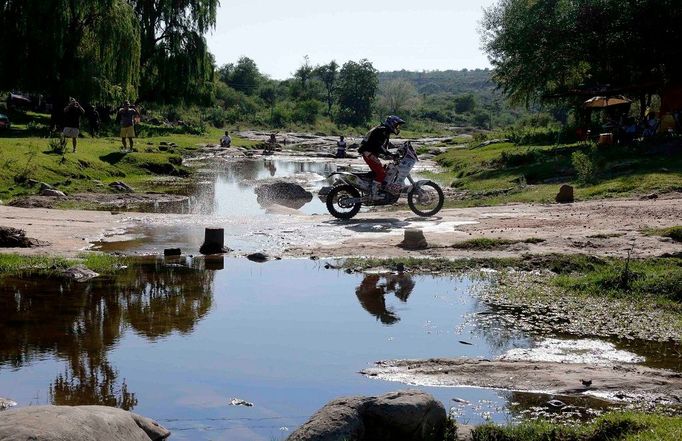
[287,194,682,259]
[361,358,682,404]
[1,194,680,258]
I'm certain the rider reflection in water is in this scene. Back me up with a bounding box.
[355,273,416,325]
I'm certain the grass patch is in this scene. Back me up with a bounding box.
[343,254,681,303]
[0,253,127,276]
[451,237,545,250]
[555,256,682,302]
[0,113,257,200]
[471,412,682,441]
[435,140,682,207]
[645,226,682,242]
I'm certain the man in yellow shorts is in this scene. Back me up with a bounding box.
[117,100,140,151]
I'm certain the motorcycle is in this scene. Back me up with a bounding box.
[325,141,444,219]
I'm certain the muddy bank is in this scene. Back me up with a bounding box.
[9,192,191,213]
[361,358,682,405]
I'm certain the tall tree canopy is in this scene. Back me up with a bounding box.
[336,59,378,126]
[481,0,682,105]
[130,0,219,103]
[0,0,140,104]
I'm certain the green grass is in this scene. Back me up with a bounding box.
[645,226,682,242]
[471,412,682,441]
[433,140,682,207]
[0,113,257,201]
[344,254,682,304]
[451,237,544,250]
[0,253,127,276]
[554,256,682,302]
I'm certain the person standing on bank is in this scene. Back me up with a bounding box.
[61,97,85,153]
[336,135,347,158]
[118,100,140,151]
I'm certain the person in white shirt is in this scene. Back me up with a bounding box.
[336,135,347,158]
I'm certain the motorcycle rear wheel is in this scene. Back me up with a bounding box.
[326,185,362,219]
[408,181,444,217]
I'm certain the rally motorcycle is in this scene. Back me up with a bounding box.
[325,141,444,219]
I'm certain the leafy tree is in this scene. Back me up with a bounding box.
[130,0,218,103]
[315,61,338,116]
[220,57,262,96]
[336,59,379,126]
[0,0,140,105]
[481,0,682,106]
[378,79,420,115]
[454,94,476,113]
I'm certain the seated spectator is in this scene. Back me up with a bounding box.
[642,112,660,138]
[220,131,232,147]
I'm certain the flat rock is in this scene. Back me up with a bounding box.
[0,405,170,441]
[40,188,67,197]
[361,358,682,404]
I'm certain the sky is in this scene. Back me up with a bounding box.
[205,0,497,80]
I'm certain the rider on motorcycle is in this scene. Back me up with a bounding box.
[358,115,405,196]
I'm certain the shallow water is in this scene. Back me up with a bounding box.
[196,159,336,216]
[0,258,521,440]
[2,260,678,439]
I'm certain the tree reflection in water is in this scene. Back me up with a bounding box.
[355,273,416,325]
[0,260,215,410]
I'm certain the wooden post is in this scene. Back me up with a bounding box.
[200,228,226,255]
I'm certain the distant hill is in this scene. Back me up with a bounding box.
[378,69,495,97]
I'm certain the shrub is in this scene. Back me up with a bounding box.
[48,137,66,155]
[571,149,598,184]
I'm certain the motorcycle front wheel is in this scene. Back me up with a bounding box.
[408,181,444,217]
[326,185,362,219]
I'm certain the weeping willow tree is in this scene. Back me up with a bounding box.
[131,0,219,104]
[0,0,140,106]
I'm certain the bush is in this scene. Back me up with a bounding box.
[571,148,598,184]
[292,99,322,124]
[48,137,66,155]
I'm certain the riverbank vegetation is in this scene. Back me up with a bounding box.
[0,253,127,277]
[471,412,682,441]
[432,139,682,207]
[344,254,682,305]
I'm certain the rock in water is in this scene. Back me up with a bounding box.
[0,405,170,440]
[288,390,446,441]
[247,252,269,263]
[555,184,574,203]
[255,181,313,209]
[63,265,99,282]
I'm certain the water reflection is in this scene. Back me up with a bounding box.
[355,273,415,325]
[0,260,215,409]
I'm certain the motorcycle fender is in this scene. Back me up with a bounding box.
[408,180,437,193]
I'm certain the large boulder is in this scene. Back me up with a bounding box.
[255,181,313,210]
[555,184,574,203]
[0,405,170,441]
[288,390,446,441]
[0,226,46,248]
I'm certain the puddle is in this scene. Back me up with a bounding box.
[0,259,516,439]
[2,260,677,440]
[195,158,336,216]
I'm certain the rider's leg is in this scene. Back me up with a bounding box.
[362,152,386,186]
